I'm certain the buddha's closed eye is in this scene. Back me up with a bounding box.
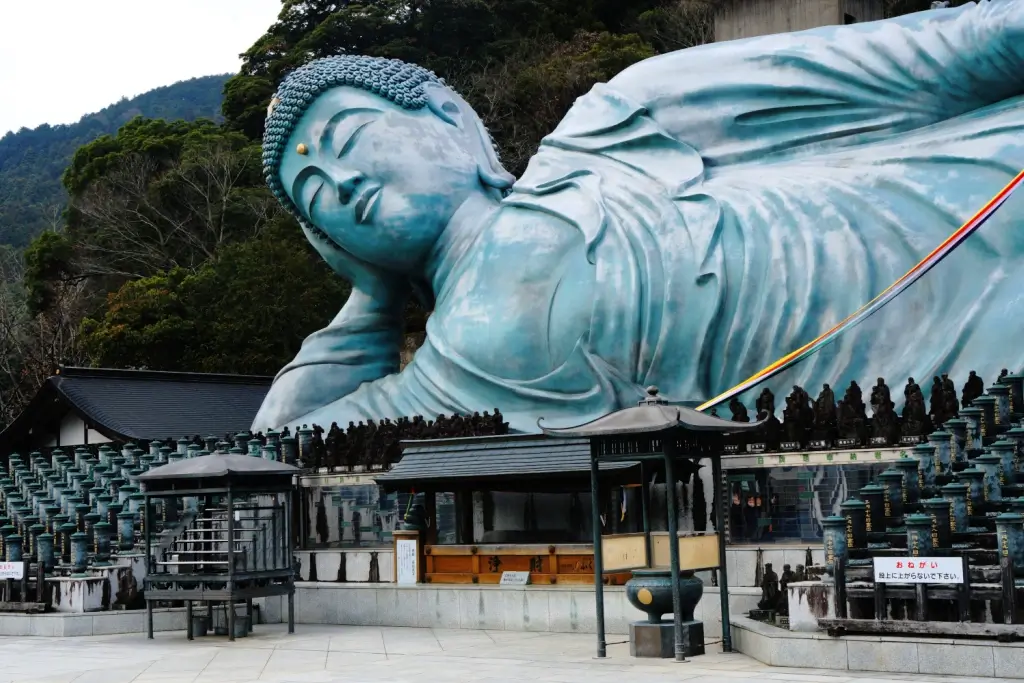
[323,108,381,159]
[336,118,375,158]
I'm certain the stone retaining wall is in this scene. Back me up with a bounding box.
[732,614,1024,678]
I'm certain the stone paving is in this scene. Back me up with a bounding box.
[0,624,1015,683]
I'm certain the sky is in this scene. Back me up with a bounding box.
[0,0,283,136]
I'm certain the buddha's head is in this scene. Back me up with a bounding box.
[263,56,514,275]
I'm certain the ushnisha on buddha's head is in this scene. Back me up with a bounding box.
[263,56,514,274]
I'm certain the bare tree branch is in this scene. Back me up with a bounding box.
[68,144,276,280]
[0,249,88,426]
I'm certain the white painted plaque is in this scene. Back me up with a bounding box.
[396,538,418,585]
[0,562,23,580]
[500,571,530,585]
[873,557,963,584]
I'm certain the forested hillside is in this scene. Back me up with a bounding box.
[0,75,229,249]
[0,0,944,428]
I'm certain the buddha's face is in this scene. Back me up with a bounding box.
[277,86,484,272]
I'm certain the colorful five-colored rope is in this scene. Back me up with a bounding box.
[697,169,1024,413]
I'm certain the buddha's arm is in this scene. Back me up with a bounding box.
[251,281,406,432]
[608,1,1024,166]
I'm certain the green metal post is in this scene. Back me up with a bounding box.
[589,443,606,658]
[713,454,733,652]
[664,448,685,662]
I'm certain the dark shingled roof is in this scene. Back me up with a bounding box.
[539,386,765,437]
[0,366,272,447]
[376,433,639,490]
[139,453,297,493]
[139,453,298,482]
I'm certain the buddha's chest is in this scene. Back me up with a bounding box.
[433,216,596,380]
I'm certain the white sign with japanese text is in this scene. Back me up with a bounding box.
[0,562,23,580]
[873,557,963,584]
[500,571,530,585]
[395,539,418,585]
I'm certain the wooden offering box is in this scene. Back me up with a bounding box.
[423,543,633,585]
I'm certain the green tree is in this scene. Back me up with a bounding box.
[456,30,656,175]
[0,75,228,251]
[23,230,76,316]
[0,243,89,426]
[62,118,276,280]
[80,220,351,375]
[78,270,196,370]
[222,0,670,144]
[181,220,351,374]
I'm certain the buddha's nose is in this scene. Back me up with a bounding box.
[336,173,366,206]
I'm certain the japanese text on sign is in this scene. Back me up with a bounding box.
[873,557,963,584]
[396,539,418,585]
[0,562,23,580]
[500,571,531,585]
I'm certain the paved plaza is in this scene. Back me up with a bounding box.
[0,624,1016,683]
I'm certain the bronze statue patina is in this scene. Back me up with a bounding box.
[253,2,1024,433]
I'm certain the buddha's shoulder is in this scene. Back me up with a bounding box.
[431,210,594,379]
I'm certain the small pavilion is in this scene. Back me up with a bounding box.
[541,387,764,660]
[137,453,299,640]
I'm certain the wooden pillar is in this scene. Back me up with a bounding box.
[455,490,473,544]
[227,488,236,642]
[424,491,438,545]
[293,486,305,551]
[285,488,295,635]
[482,491,494,533]
[957,555,971,621]
[640,463,652,566]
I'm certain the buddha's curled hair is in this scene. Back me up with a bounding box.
[262,55,446,230]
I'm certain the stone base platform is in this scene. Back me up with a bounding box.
[0,607,190,637]
[46,553,149,613]
[630,620,705,657]
[0,583,759,639]
[0,600,284,637]
[732,614,1024,679]
[258,582,761,638]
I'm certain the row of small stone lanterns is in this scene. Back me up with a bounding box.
[0,443,156,576]
[823,373,1024,578]
[0,428,309,580]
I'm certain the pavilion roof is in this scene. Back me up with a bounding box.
[538,386,765,438]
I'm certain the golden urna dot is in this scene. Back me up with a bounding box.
[296,143,309,155]
[637,588,653,605]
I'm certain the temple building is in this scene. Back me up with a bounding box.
[0,366,271,452]
[714,0,885,41]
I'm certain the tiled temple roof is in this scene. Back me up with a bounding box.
[0,366,272,447]
[377,433,638,490]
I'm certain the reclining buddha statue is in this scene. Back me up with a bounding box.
[252,0,1024,434]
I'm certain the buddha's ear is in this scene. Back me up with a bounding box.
[424,84,515,192]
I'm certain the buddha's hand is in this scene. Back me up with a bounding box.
[251,265,408,433]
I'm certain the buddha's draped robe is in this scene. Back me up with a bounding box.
[253,1,1024,434]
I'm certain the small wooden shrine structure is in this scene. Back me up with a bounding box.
[541,387,764,660]
[376,433,646,585]
[137,453,298,640]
